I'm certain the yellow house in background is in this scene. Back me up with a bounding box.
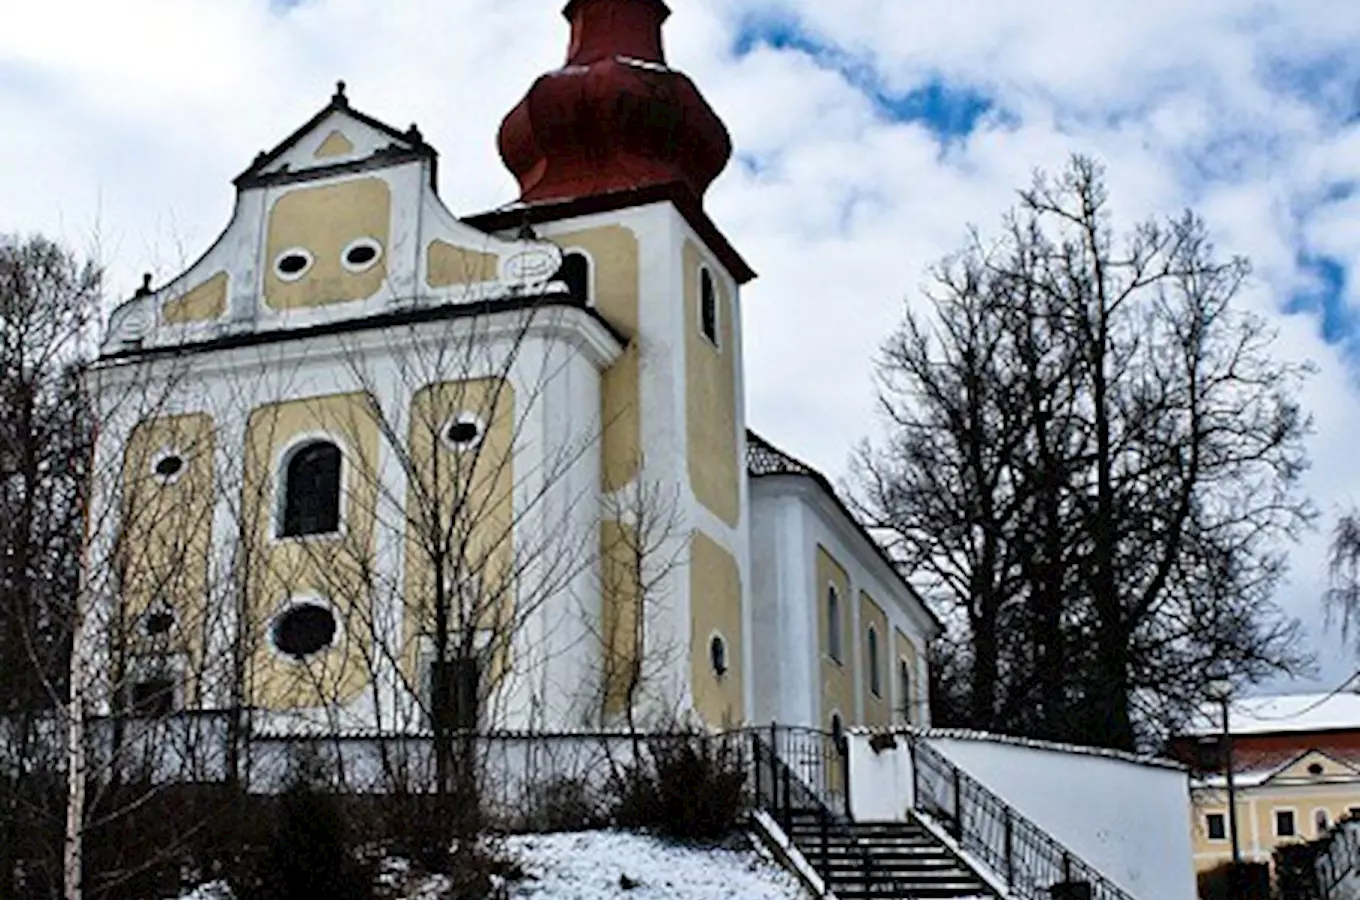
[1171,693,1360,875]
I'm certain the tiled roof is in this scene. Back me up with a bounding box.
[746,429,817,477]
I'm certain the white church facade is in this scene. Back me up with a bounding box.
[83,0,938,739]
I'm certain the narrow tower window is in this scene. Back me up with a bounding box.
[556,251,591,306]
[280,440,342,537]
[827,585,842,664]
[710,633,729,677]
[868,626,881,697]
[699,268,719,346]
[899,658,913,723]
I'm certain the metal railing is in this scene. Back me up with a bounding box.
[747,725,907,899]
[910,737,1135,900]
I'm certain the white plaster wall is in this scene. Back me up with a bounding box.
[88,304,620,734]
[930,736,1196,900]
[846,732,914,822]
[746,476,935,732]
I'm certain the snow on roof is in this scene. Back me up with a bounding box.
[1180,692,1360,737]
[855,725,1187,771]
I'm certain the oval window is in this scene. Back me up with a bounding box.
[153,454,185,482]
[144,609,175,636]
[272,603,338,659]
[274,248,314,281]
[341,238,382,273]
[710,634,728,677]
[443,415,484,451]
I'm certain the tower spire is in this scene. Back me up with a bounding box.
[497,0,732,207]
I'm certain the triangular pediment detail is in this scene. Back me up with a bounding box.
[234,83,431,188]
[1264,749,1360,784]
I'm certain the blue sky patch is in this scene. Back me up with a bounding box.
[734,13,1001,140]
[1288,253,1354,347]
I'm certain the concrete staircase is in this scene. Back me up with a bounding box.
[783,810,994,899]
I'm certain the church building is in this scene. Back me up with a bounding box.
[84,0,938,739]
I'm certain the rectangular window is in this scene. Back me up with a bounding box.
[129,678,176,718]
[827,585,842,664]
[429,657,479,732]
[1276,809,1297,838]
[1206,813,1227,841]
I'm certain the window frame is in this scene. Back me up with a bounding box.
[417,629,493,732]
[1275,807,1298,838]
[826,583,843,665]
[274,433,347,542]
[867,625,882,698]
[555,248,594,307]
[898,656,913,724]
[698,265,720,349]
[1205,812,1227,842]
[709,631,729,679]
[1315,808,1332,836]
[266,595,342,663]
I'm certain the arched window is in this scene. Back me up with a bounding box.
[699,268,719,346]
[556,251,591,306]
[899,658,913,723]
[868,626,881,697]
[710,633,728,677]
[827,585,842,664]
[830,712,844,749]
[280,440,342,537]
[1316,809,1332,835]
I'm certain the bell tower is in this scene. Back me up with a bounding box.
[472,0,756,728]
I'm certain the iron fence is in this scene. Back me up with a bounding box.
[911,736,1135,900]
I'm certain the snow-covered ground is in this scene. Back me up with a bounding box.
[504,831,808,900]
[178,830,810,900]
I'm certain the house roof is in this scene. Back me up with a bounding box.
[1195,746,1360,789]
[1180,692,1360,738]
[745,430,943,637]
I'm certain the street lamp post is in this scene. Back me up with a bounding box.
[1208,679,1243,870]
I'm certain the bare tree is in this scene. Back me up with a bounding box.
[855,156,1314,750]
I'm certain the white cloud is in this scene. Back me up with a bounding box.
[4,0,1360,688]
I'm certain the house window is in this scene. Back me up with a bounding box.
[899,658,913,723]
[867,626,881,697]
[1276,809,1297,838]
[556,251,591,306]
[699,268,719,347]
[827,585,842,664]
[1308,762,1325,776]
[280,440,341,537]
[129,677,176,718]
[1206,813,1227,841]
[428,657,480,732]
[1316,809,1331,835]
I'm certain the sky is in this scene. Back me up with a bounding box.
[4,0,1360,694]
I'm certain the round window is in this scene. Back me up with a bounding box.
[144,609,175,637]
[709,634,728,677]
[341,238,383,272]
[272,603,338,659]
[152,454,185,482]
[274,248,314,282]
[1309,763,1325,776]
[443,414,484,451]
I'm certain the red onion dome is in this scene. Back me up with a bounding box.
[498,0,732,207]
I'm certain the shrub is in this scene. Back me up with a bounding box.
[611,733,747,841]
[235,753,372,900]
[521,775,605,833]
[1275,839,1327,900]
[1196,860,1271,900]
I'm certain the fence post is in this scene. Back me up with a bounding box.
[1063,850,1073,883]
[839,735,850,819]
[951,766,964,840]
[1004,807,1015,887]
[781,745,792,834]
